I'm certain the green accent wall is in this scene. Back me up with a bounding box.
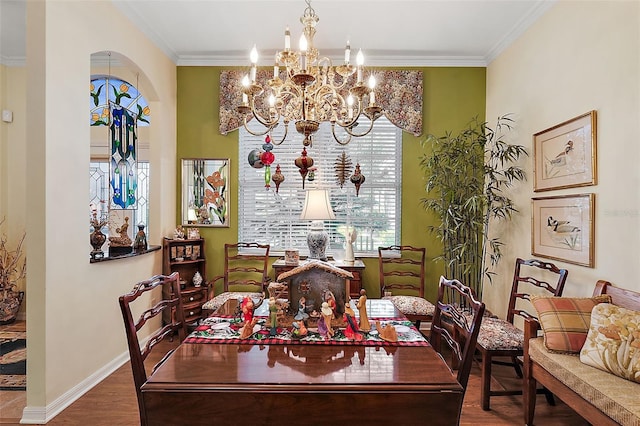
[177,66,486,302]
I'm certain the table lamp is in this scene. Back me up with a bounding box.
[187,207,198,224]
[300,188,335,261]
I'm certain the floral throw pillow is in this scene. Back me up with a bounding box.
[580,303,640,383]
[531,295,611,353]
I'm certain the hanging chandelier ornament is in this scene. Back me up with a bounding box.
[260,135,275,189]
[334,151,353,188]
[350,163,365,196]
[271,164,285,193]
[294,147,314,188]
[237,0,383,148]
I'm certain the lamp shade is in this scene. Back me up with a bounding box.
[187,208,198,223]
[300,189,336,220]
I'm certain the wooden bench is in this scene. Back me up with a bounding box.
[523,280,640,425]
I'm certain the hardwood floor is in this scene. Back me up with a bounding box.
[0,320,26,425]
[1,324,589,425]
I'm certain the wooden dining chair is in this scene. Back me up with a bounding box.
[430,275,485,412]
[118,272,187,426]
[475,257,568,410]
[378,245,434,328]
[202,242,270,313]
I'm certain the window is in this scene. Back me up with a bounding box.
[239,116,402,257]
[90,77,150,127]
[89,161,150,238]
[89,76,151,239]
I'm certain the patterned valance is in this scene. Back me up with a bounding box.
[219,69,423,137]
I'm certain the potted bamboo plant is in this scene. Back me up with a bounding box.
[0,218,26,324]
[419,115,527,300]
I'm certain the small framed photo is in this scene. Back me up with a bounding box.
[531,193,595,267]
[188,227,200,240]
[533,110,597,192]
[176,246,185,260]
[170,246,177,260]
[192,245,201,259]
[185,245,193,258]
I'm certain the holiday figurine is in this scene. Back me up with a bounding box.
[345,227,357,264]
[268,297,278,336]
[240,318,259,339]
[376,320,399,343]
[291,320,308,338]
[294,296,309,322]
[260,135,275,189]
[356,289,370,332]
[318,301,335,339]
[343,303,362,341]
[324,290,337,319]
[241,296,255,325]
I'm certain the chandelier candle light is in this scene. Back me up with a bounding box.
[238,0,383,147]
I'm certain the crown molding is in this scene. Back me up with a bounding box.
[177,53,488,67]
[112,1,178,64]
[485,0,556,64]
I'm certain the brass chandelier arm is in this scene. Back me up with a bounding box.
[330,122,353,145]
[241,116,273,137]
[269,122,289,145]
[342,116,375,138]
[249,97,280,129]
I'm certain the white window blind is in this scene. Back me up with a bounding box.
[239,116,402,258]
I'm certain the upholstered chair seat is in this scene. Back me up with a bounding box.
[476,317,524,351]
[383,294,435,319]
[202,291,263,313]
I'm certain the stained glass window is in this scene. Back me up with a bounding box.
[90,77,150,126]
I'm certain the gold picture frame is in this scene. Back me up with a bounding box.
[533,111,597,192]
[531,193,595,267]
[181,158,230,227]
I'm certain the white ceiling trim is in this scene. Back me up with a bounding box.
[176,53,489,67]
[485,0,556,64]
[112,1,179,64]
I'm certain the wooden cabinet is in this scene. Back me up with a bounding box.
[272,259,365,299]
[162,237,208,325]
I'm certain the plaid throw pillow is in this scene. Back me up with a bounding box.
[531,295,612,353]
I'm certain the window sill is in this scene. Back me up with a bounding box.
[90,245,161,263]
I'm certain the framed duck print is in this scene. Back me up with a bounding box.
[531,193,595,267]
[533,111,597,192]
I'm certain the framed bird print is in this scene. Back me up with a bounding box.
[533,111,597,192]
[531,193,595,267]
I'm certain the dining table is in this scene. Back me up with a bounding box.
[141,298,463,425]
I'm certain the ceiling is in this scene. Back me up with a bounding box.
[0,0,554,67]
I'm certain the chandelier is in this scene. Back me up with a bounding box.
[238,0,383,147]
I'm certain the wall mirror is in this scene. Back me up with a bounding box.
[181,158,230,227]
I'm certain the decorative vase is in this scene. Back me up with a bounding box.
[193,271,203,287]
[133,223,148,252]
[0,291,25,325]
[90,228,106,259]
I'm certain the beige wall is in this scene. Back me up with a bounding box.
[484,1,640,316]
[0,65,27,253]
[19,1,177,422]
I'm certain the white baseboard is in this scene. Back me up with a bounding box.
[19,350,131,424]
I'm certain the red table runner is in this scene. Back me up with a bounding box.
[185,314,429,347]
